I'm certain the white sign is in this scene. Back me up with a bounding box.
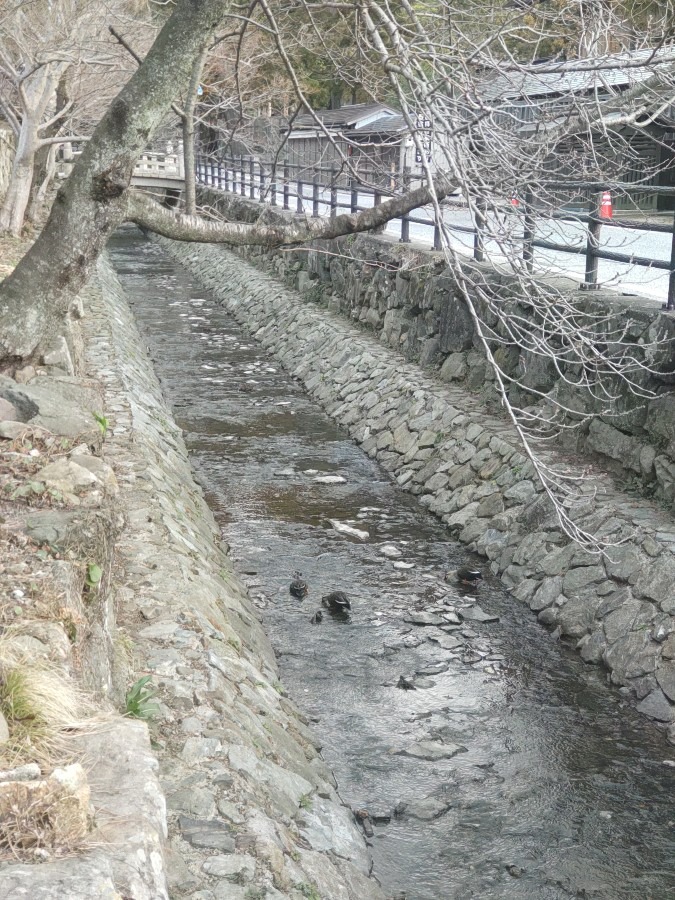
[415,116,432,164]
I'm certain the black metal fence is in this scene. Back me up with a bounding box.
[195,153,675,311]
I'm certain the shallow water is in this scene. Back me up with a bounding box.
[108,228,675,900]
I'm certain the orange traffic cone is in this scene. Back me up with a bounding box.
[599,190,612,220]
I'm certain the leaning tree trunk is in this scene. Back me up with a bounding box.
[0,122,39,236]
[183,49,207,216]
[0,64,66,237]
[0,0,226,363]
[27,145,57,223]
[27,71,72,224]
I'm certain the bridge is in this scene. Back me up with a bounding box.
[131,147,185,189]
[57,145,186,189]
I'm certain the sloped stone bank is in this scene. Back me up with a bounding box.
[85,254,385,900]
[160,236,675,742]
[197,188,675,506]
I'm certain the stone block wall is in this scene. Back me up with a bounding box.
[161,233,675,741]
[196,188,675,508]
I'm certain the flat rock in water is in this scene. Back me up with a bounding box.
[329,519,369,541]
[273,467,295,478]
[416,662,450,676]
[413,677,436,689]
[395,793,453,820]
[405,612,445,626]
[460,605,499,624]
[429,633,463,651]
[394,561,415,569]
[379,543,403,558]
[442,611,462,625]
[399,740,468,761]
[314,474,347,484]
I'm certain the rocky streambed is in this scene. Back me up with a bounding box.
[109,228,675,900]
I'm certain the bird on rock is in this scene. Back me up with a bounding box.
[445,566,483,588]
[289,571,308,599]
[321,591,351,614]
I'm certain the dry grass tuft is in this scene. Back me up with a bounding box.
[0,764,90,860]
[0,634,100,770]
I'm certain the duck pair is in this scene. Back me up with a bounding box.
[445,566,483,588]
[310,591,351,624]
[289,573,351,618]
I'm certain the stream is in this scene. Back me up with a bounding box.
[108,227,675,900]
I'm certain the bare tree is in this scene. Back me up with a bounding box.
[0,0,139,235]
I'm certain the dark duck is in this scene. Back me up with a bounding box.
[445,566,483,588]
[321,591,351,615]
[289,571,308,599]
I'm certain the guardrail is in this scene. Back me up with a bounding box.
[195,152,675,311]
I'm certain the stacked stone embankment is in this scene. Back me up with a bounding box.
[198,188,675,506]
[160,234,675,743]
[0,251,385,898]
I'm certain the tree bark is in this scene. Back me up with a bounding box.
[27,71,72,224]
[0,65,67,236]
[183,50,207,216]
[0,133,37,236]
[0,0,227,362]
[127,178,456,246]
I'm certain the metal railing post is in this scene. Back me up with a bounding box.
[270,165,277,207]
[350,176,358,214]
[283,160,290,210]
[330,165,338,218]
[223,157,230,193]
[432,221,442,251]
[312,173,320,217]
[297,174,304,213]
[400,166,411,243]
[431,164,441,249]
[522,185,534,273]
[231,156,237,194]
[259,163,266,202]
[239,155,246,197]
[473,195,486,262]
[373,188,385,234]
[249,157,255,200]
[582,192,602,289]
[665,208,675,311]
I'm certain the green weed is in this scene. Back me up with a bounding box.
[86,563,102,590]
[124,676,160,720]
[92,412,109,437]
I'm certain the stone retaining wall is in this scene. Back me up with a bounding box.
[160,235,675,743]
[196,189,675,507]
